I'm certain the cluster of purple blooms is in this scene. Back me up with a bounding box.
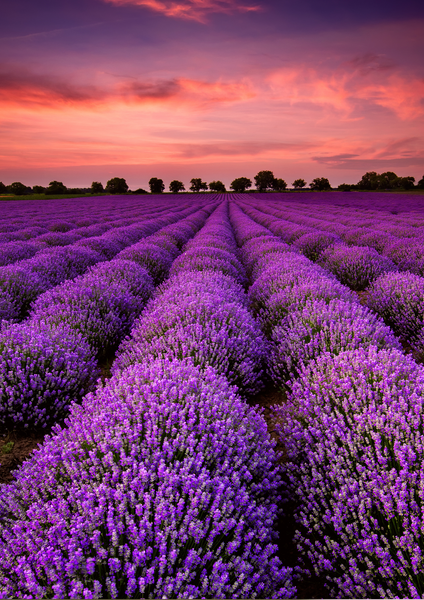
[0,206,215,431]
[0,198,294,599]
[236,195,424,597]
[0,359,294,599]
[114,203,267,395]
[272,346,424,598]
[366,270,424,354]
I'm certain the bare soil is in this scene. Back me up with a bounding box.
[247,383,329,599]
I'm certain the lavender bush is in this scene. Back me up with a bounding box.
[0,320,98,430]
[257,278,357,334]
[320,244,398,290]
[268,298,402,385]
[113,291,266,394]
[366,270,424,352]
[30,276,145,356]
[0,359,294,599]
[272,346,424,598]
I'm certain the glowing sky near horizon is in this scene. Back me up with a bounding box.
[1,0,424,189]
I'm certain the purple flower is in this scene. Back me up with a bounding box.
[272,346,424,598]
[0,359,294,599]
[0,320,98,430]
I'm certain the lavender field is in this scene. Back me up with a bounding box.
[1,191,424,598]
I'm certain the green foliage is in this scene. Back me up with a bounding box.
[310,177,331,191]
[272,178,287,191]
[8,182,29,195]
[32,185,45,194]
[0,441,14,454]
[91,181,104,194]
[189,178,208,192]
[254,170,275,191]
[209,180,226,192]
[105,177,129,194]
[230,177,252,192]
[149,177,165,193]
[46,181,67,195]
[169,180,185,193]
[292,178,306,189]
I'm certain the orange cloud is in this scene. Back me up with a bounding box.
[103,0,260,22]
[0,66,255,111]
[268,56,424,121]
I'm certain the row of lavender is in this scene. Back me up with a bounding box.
[0,200,294,598]
[238,198,424,358]
[0,204,218,431]
[230,201,424,597]
[239,195,424,279]
[0,200,208,322]
[0,196,199,266]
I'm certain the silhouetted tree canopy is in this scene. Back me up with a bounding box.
[91,181,104,194]
[338,183,354,191]
[292,178,306,189]
[254,170,275,191]
[45,181,67,195]
[0,182,6,194]
[149,178,165,193]
[357,171,416,190]
[417,176,424,190]
[32,185,45,194]
[310,177,331,191]
[230,177,252,192]
[132,188,149,194]
[169,180,185,193]
[106,177,129,194]
[8,182,30,195]
[189,178,208,192]
[209,180,226,193]
[272,178,287,191]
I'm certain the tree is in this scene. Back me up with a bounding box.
[417,176,424,190]
[254,170,275,191]
[378,171,399,189]
[45,181,67,195]
[32,185,45,194]
[272,178,287,191]
[209,180,226,193]
[397,176,415,190]
[338,183,354,191]
[149,177,165,193]
[189,178,208,192]
[132,188,148,194]
[8,182,29,195]
[292,178,306,189]
[91,181,104,194]
[310,177,331,191]
[169,180,185,193]
[105,177,129,194]
[230,177,252,193]
[357,171,380,190]
[0,182,6,194]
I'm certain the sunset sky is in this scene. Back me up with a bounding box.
[1,0,424,189]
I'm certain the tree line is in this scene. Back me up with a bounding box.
[1,170,424,196]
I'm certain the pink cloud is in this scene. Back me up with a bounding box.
[267,57,424,120]
[0,65,255,111]
[103,0,260,22]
